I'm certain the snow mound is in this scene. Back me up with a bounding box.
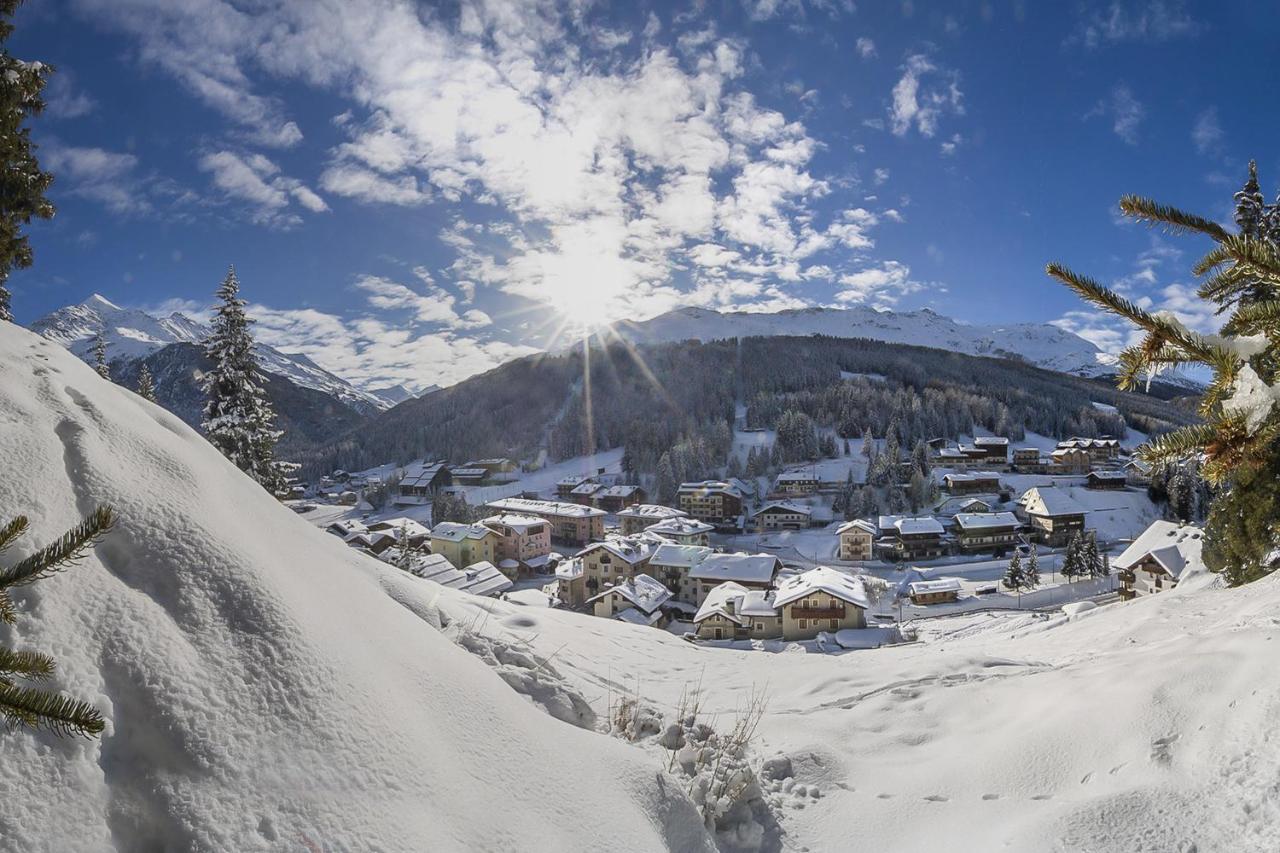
[0,328,713,853]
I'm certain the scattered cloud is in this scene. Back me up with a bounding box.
[1088,84,1145,145]
[834,259,929,306]
[354,274,491,330]
[939,132,962,156]
[43,70,97,119]
[1192,107,1224,156]
[888,53,964,138]
[1070,1,1202,49]
[855,37,877,59]
[42,143,146,213]
[197,150,327,227]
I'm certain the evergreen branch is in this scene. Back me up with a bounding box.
[0,506,114,590]
[0,591,13,625]
[1118,195,1231,241]
[0,647,55,680]
[1137,423,1220,465]
[0,516,26,553]
[1216,235,1280,279]
[1223,300,1280,335]
[0,682,104,737]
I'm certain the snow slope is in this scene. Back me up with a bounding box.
[30,294,389,414]
[446,548,1280,850]
[605,305,1114,377]
[0,327,713,853]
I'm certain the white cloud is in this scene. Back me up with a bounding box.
[353,274,491,330]
[855,37,877,59]
[43,71,97,119]
[1192,107,1223,156]
[1071,1,1201,49]
[939,132,962,156]
[42,143,145,213]
[197,150,327,226]
[834,260,928,306]
[888,54,964,138]
[872,167,890,185]
[1088,84,1145,145]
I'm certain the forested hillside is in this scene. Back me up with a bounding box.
[299,335,1195,478]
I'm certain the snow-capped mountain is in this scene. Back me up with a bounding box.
[603,305,1117,378]
[30,294,390,413]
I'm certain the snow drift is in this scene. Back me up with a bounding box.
[0,328,714,852]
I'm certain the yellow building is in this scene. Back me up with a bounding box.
[428,522,499,570]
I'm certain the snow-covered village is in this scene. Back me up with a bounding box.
[5,2,1280,852]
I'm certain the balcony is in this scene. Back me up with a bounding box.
[789,606,846,620]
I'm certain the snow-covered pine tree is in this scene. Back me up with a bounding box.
[1003,551,1023,590]
[1234,160,1267,239]
[1082,531,1101,578]
[92,336,110,379]
[912,439,931,477]
[0,506,112,737]
[861,426,876,463]
[1047,161,1280,585]
[202,266,287,496]
[0,2,55,324]
[135,363,156,402]
[1061,531,1082,582]
[1024,549,1041,588]
[1167,465,1194,522]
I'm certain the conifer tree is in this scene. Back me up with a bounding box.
[92,336,109,380]
[0,506,112,737]
[0,1,55,324]
[1061,531,1082,582]
[1047,161,1280,583]
[1003,551,1023,590]
[1024,549,1041,588]
[202,266,287,495]
[655,452,677,503]
[135,363,156,402]
[1082,531,1101,578]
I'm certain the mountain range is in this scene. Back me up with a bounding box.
[600,305,1116,378]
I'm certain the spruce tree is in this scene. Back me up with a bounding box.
[0,506,112,737]
[202,266,286,495]
[135,363,156,402]
[0,1,55,324]
[1061,531,1082,582]
[1047,161,1280,584]
[1234,160,1267,240]
[1082,531,1101,579]
[92,336,109,380]
[1024,549,1041,588]
[1003,551,1023,590]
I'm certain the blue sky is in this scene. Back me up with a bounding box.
[8,0,1279,391]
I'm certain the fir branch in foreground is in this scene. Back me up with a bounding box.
[1119,195,1231,242]
[0,682,105,737]
[0,506,114,590]
[0,517,27,553]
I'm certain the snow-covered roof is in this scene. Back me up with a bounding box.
[908,578,962,595]
[614,607,663,626]
[457,561,514,597]
[1088,470,1127,480]
[485,497,607,518]
[959,498,991,511]
[752,501,812,518]
[556,474,593,487]
[554,557,584,579]
[571,482,603,495]
[598,485,642,498]
[576,532,667,564]
[327,519,367,537]
[1059,437,1120,449]
[973,436,1010,446]
[449,467,488,478]
[953,512,1021,531]
[1124,459,1153,473]
[1019,487,1088,517]
[587,573,672,614]
[776,471,819,482]
[943,471,1002,483]
[837,519,877,535]
[649,543,714,569]
[647,516,715,537]
[481,513,548,534]
[430,522,495,543]
[366,517,431,538]
[616,504,687,521]
[878,515,944,536]
[1113,520,1206,579]
[401,553,513,597]
[773,566,871,609]
[689,552,780,584]
[400,460,449,488]
[677,480,742,498]
[694,582,778,626]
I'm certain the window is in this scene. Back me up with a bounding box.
[830,619,838,630]
[799,619,807,629]
[755,622,763,630]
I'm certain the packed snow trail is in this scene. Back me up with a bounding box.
[0,328,714,853]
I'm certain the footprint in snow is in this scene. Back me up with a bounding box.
[982,794,1001,801]
[1031,794,1052,801]
[1080,772,1093,785]
[876,793,894,799]
[923,795,949,802]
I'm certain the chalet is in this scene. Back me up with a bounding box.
[693,583,780,641]
[395,461,453,505]
[1124,458,1153,486]
[836,519,876,561]
[397,553,513,598]
[952,512,1022,553]
[570,481,605,505]
[483,497,606,546]
[942,471,1002,495]
[648,543,714,603]
[576,532,667,600]
[588,574,673,627]
[366,517,432,548]
[326,519,368,539]
[1012,447,1041,468]
[645,515,714,546]
[972,436,1010,464]
[448,467,490,486]
[595,484,647,513]
[774,567,870,640]
[429,522,500,570]
[688,552,782,605]
[555,557,588,607]
[555,474,594,498]
[1086,470,1127,490]
[616,504,688,536]
[907,578,962,605]
[1050,447,1091,474]
[876,515,947,561]
[935,447,974,467]
[481,514,552,576]
[957,498,992,514]
[1058,437,1122,462]
[677,480,744,528]
[752,502,813,531]
[466,458,517,476]
[728,477,759,501]
[1113,521,1205,599]
[344,530,397,555]
[1018,487,1087,546]
[775,471,820,496]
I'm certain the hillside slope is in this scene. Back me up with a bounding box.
[0,328,712,853]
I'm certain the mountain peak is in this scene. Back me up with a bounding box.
[85,293,122,312]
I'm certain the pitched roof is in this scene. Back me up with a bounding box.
[773,566,871,609]
[587,573,672,614]
[973,436,1010,446]
[481,514,548,534]
[649,543,714,569]
[647,516,715,537]
[484,497,607,518]
[677,480,742,498]
[908,578,962,595]
[943,471,1002,483]
[400,460,449,488]
[694,582,778,626]
[576,532,667,563]
[689,552,780,584]
[398,553,514,597]
[837,519,877,535]
[752,501,812,518]
[1113,520,1206,579]
[953,512,1021,531]
[1019,487,1088,517]
[430,522,496,543]
[878,515,944,536]
[616,504,687,521]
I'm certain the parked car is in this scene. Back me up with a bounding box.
[974,584,999,596]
